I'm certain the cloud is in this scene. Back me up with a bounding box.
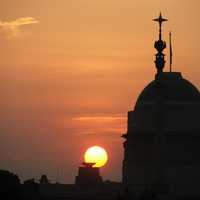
[71,115,126,137]
[72,115,126,123]
[0,17,39,38]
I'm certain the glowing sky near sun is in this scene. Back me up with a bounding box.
[0,0,200,183]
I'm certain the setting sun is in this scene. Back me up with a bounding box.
[84,146,108,168]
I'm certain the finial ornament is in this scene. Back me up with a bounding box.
[153,13,168,74]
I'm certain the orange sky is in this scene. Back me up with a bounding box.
[1,0,200,183]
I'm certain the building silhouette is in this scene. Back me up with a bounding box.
[75,162,103,185]
[39,175,50,184]
[122,13,200,198]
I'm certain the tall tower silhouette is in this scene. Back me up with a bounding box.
[122,13,200,198]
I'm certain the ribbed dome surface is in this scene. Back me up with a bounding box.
[135,72,200,108]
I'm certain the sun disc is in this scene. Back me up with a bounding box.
[84,146,108,168]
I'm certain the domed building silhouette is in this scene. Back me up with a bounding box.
[122,13,200,198]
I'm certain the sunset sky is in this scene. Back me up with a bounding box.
[1,0,200,183]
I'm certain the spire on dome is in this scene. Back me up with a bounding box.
[153,13,168,75]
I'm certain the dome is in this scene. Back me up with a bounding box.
[135,72,200,108]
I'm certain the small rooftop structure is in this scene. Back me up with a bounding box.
[75,162,102,185]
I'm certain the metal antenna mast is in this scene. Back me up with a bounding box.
[169,32,173,72]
